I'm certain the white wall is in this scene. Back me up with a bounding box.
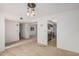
[21,23,30,39]
[5,20,19,43]
[0,15,5,51]
[57,9,79,52]
[37,18,48,45]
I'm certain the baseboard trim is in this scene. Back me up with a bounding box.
[57,47,79,54]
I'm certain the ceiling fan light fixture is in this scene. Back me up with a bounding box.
[27,3,36,17]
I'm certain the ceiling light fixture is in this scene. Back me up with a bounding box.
[27,3,36,17]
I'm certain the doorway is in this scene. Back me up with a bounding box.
[30,23,37,38]
[5,21,30,48]
[48,21,57,47]
[5,20,20,47]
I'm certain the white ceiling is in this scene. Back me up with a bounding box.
[0,3,79,22]
[37,3,79,16]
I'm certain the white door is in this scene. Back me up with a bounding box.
[5,20,19,43]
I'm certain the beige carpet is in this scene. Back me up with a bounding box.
[0,38,79,56]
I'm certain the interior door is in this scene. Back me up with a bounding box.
[5,20,19,43]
